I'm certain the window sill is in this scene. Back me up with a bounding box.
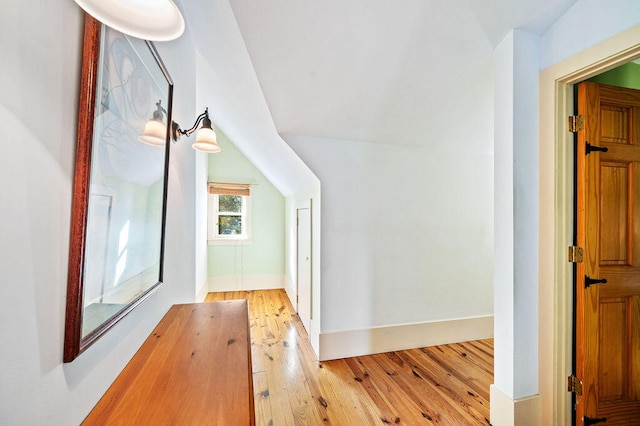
[208,238,252,246]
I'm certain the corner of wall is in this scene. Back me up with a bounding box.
[197,281,209,302]
[490,385,541,426]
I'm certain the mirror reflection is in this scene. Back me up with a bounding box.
[81,26,168,338]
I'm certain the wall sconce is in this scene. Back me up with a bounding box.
[73,0,185,41]
[139,101,221,153]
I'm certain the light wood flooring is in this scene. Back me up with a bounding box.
[205,289,493,425]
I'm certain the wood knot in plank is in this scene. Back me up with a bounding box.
[227,338,236,345]
[317,396,328,408]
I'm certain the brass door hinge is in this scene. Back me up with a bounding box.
[568,375,583,395]
[568,246,584,263]
[569,115,584,132]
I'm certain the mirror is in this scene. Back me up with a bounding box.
[64,15,173,362]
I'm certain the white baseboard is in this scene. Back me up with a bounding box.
[490,385,541,426]
[283,277,296,308]
[196,282,209,302]
[208,275,285,292]
[318,315,494,361]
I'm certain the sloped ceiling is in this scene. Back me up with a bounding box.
[180,0,576,195]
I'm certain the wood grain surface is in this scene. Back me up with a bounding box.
[207,290,493,425]
[83,301,254,425]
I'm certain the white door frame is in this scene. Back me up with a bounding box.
[539,25,640,425]
[296,206,312,333]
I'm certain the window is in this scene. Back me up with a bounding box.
[208,182,251,243]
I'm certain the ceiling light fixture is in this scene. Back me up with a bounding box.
[73,0,185,41]
[139,101,221,153]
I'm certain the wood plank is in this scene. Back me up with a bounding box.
[253,372,273,426]
[84,301,254,425]
[401,348,490,424]
[207,289,493,425]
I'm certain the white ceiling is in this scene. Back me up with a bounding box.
[228,0,576,146]
[180,0,577,194]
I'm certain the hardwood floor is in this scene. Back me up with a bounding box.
[205,290,493,425]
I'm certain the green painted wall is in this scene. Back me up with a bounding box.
[588,61,640,90]
[207,129,285,278]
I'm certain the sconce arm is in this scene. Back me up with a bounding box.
[173,108,210,141]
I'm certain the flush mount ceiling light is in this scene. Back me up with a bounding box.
[73,0,185,41]
[139,101,222,153]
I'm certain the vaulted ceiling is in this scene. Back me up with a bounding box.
[180,0,576,195]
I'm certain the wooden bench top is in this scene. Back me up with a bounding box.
[84,300,254,425]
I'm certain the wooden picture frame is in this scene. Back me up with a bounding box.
[64,15,173,362]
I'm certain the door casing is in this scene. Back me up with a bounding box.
[539,26,640,425]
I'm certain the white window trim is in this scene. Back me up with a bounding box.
[207,190,252,245]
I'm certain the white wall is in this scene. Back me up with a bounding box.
[493,31,516,402]
[493,29,540,400]
[207,129,286,291]
[184,4,318,198]
[195,150,209,302]
[195,72,211,302]
[540,0,640,69]
[491,29,542,426]
[285,130,494,357]
[0,2,202,423]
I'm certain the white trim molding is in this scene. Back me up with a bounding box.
[208,274,285,292]
[196,282,209,302]
[490,385,541,426]
[318,315,493,361]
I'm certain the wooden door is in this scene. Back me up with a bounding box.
[575,81,640,425]
[297,207,312,333]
